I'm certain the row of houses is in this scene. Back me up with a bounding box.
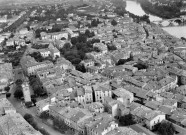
[0,95,42,135]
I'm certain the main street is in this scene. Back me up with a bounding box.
[8,67,64,135]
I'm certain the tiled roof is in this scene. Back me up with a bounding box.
[77,87,85,96]
[144,111,164,121]
[145,101,162,110]
[0,113,42,135]
[0,97,15,115]
[70,111,85,123]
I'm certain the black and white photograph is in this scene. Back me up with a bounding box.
[0,0,186,135]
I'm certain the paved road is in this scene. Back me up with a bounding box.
[9,67,64,135]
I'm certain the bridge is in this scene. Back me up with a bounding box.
[152,16,186,27]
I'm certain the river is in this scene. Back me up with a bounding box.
[125,0,186,38]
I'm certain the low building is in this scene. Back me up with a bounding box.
[92,84,112,103]
[0,95,16,116]
[93,42,108,54]
[22,81,31,103]
[56,57,75,70]
[54,40,68,49]
[50,47,60,59]
[105,127,142,135]
[104,97,119,117]
[6,38,14,47]
[80,59,95,68]
[49,105,92,134]
[144,111,165,130]
[113,88,134,107]
[39,49,51,58]
[0,113,42,135]
[36,98,50,114]
[75,87,86,104]
[41,32,68,40]
[88,102,104,113]
[20,56,54,76]
[0,63,13,92]
[83,85,93,103]
[85,113,118,135]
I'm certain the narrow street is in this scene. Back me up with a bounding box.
[8,67,64,135]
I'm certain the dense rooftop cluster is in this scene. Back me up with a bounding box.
[1,0,186,135]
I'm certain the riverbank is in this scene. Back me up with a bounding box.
[112,0,150,23]
[111,0,126,8]
[138,0,183,19]
[125,0,186,38]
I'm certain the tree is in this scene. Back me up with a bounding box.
[29,52,43,62]
[4,86,10,92]
[76,64,86,73]
[24,113,40,130]
[31,98,37,105]
[71,58,81,65]
[78,35,87,43]
[119,113,136,126]
[40,111,50,119]
[29,76,46,96]
[157,121,175,135]
[15,79,23,85]
[14,85,23,99]
[91,19,98,27]
[93,47,100,52]
[33,85,46,96]
[25,101,33,108]
[85,29,90,36]
[24,113,34,122]
[53,117,69,133]
[61,37,66,40]
[29,76,37,86]
[30,121,39,130]
[141,15,150,23]
[107,45,117,51]
[181,37,186,41]
[91,38,100,44]
[71,37,78,45]
[39,128,50,135]
[26,26,30,31]
[116,58,131,66]
[134,63,148,70]
[111,19,117,26]
[6,93,11,98]
[35,29,41,38]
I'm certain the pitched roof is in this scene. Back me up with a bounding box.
[145,101,161,110]
[130,124,156,135]
[70,111,85,123]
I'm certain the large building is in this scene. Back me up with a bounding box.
[0,113,42,135]
[20,55,53,76]
[85,113,118,135]
[0,63,13,93]
[0,95,16,116]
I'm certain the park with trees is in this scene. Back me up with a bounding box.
[29,51,55,63]
[29,75,47,97]
[156,121,175,135]
[119,113,136,126]
[59,30,100,72]
[24,113,50,135]
[38,111,70,134]
[14,79,23,100]
[53,116,69,133]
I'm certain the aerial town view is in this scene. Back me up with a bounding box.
[1,0,186,135]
